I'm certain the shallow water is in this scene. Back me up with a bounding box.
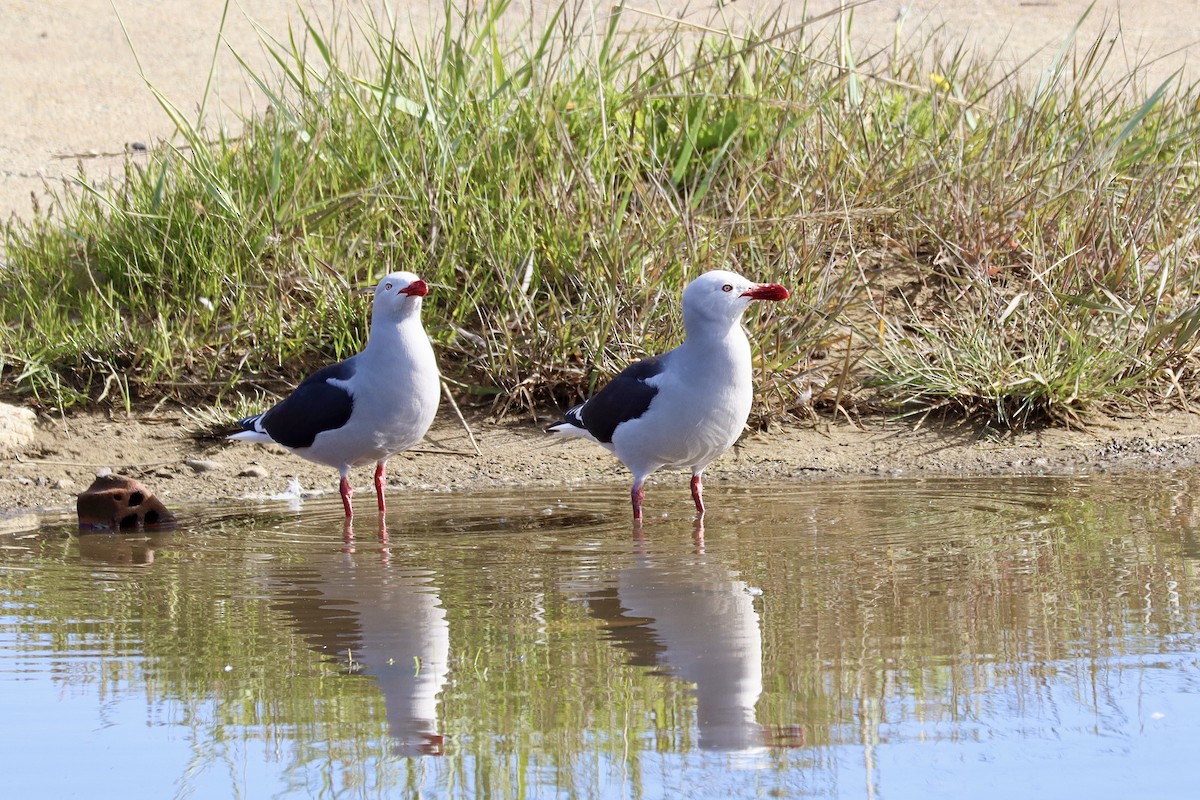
[2,473,1200,798]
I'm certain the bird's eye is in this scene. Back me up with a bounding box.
[722,284,733,293]
[384,283,393,291]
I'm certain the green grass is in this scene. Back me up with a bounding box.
[2,0,1198,428]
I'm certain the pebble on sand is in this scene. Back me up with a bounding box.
[184,459,224,473]
[238,465,270,478]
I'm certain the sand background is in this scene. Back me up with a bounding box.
[3,0,1197,220]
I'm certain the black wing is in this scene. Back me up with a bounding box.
[240,357,357,449]
[575,356,665,443]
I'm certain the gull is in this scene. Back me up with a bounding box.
[548,269,789,520]
[229,271,440,517]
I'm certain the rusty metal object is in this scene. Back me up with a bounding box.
[76,473,176,531]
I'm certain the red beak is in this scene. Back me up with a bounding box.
[741,283,790,301]
[400,279,429,297]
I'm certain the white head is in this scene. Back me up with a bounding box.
[371,271,429,322]
[681,269,789,335]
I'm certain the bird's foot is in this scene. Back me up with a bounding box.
[339,476,354,518]
[374,463,387,514]
[631,483,646,522]
[690,474,705,517]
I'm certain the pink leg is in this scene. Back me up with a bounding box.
[690,473,705,517]
[631,480,646,522]
[374,462,387,513]
[339,475,354,518]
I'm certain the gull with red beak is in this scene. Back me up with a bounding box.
[548,269,790,521]
[229,271,441,518]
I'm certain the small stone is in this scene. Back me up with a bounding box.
[53,478,75,490]
[184,458,224,473]
[238,465,269,478]
[0,402,36,458]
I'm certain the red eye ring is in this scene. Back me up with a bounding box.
[722,284,733,293]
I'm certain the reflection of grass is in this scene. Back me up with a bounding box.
[750,475,1200,743]
[2,1,1199,427]
[0,528,397,792]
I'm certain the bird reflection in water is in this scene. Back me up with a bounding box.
[342,515,393,563]
[579,519,765,751]
[277,517,449,756]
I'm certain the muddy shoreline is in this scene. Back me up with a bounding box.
[4,406,1200,522]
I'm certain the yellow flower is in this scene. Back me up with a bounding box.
[931,73,951,91]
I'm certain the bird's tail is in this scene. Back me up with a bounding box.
[227,413,273,443]
[545,405,598,443]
